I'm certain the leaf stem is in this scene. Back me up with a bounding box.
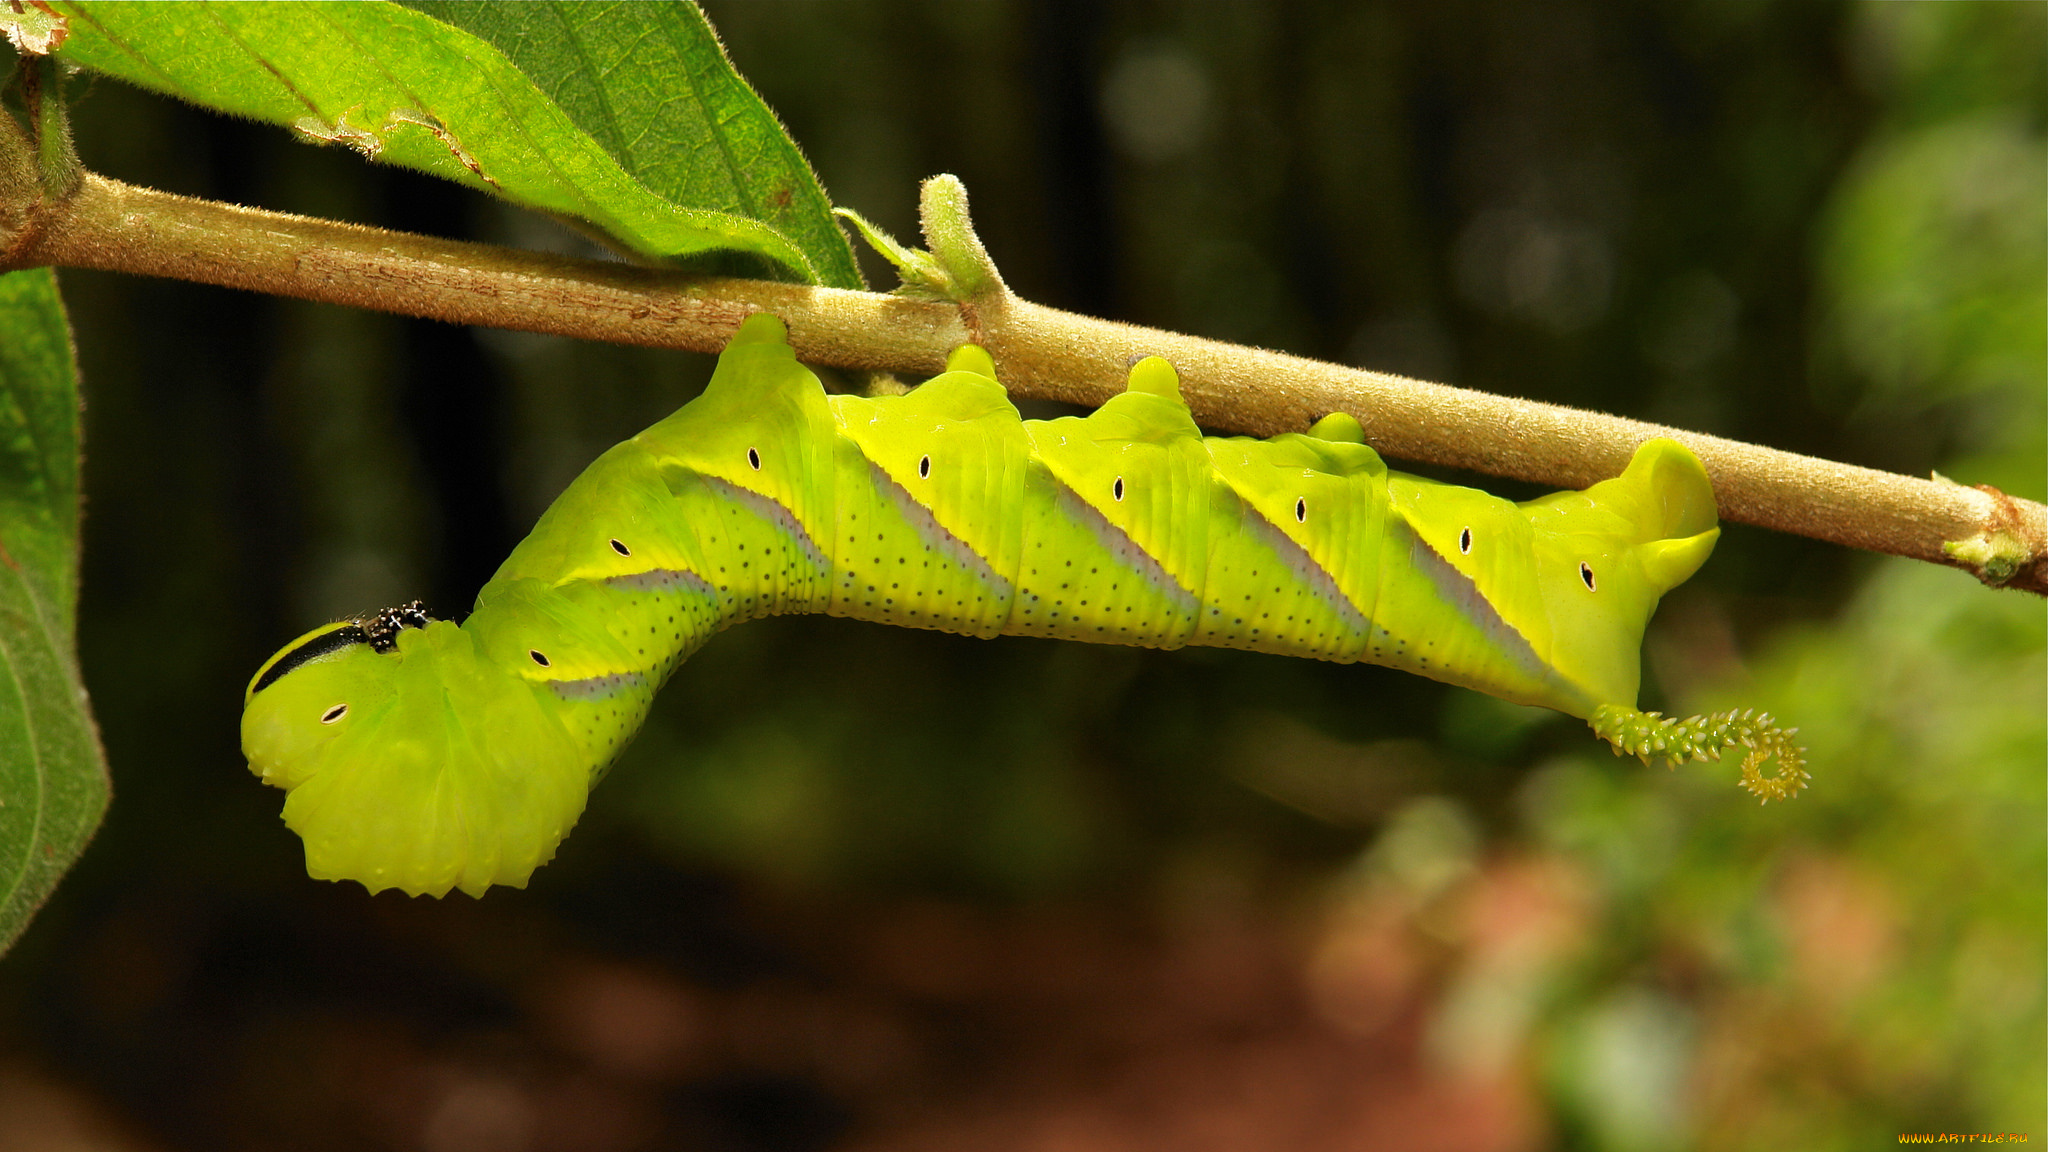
[4,171,2043,594]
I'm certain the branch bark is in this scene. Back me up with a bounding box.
[6,171,2044,596]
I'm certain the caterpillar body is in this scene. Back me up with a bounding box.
[243,314,1800,899]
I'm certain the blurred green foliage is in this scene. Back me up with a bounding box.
[0,1,2037,1148]
[1519,5,2045,1146]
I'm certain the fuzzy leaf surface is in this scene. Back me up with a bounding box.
[0,268,109,956]
[403,0,860,288]
[51,0,825,279]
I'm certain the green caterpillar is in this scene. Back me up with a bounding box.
[242,314,1804,898]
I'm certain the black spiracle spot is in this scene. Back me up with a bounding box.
[1113,477,1125,501]
[611,538,632,556]
[1459,527,1472,554]
[530,649,552,667]
[747,447,761,470]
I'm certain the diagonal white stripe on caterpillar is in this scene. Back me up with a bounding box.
[243,313,1793,899]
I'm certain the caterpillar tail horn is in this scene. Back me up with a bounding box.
[1588,704,1809,803]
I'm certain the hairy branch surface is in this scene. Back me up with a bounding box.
[4,171,2042,595]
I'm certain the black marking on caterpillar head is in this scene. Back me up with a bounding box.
[364,600,432,653]
[320,703,349,724]
[1580,562,1597,591]
[611,538,632,557]
[250,624,370,695]
[1459,527,1472,554]
[746,447,761,470]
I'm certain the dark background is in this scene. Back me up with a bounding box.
[0,2,2040,1150]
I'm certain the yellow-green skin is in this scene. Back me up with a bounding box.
[243,314,1719,898]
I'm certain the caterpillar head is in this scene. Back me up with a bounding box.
[1521,438,1720,712]
[242,605,588,898]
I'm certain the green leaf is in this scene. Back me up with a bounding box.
[834,206,952,299]
[49,0,827,281]
[0,268,109,957]
[401,0,861,290]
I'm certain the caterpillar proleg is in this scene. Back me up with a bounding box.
[243,314,1802,897]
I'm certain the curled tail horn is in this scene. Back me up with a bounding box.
[1590,704,1809,802]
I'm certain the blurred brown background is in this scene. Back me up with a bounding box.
[0,1,2041,1149]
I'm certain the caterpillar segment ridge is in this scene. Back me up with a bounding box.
[243,313,1803,898]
